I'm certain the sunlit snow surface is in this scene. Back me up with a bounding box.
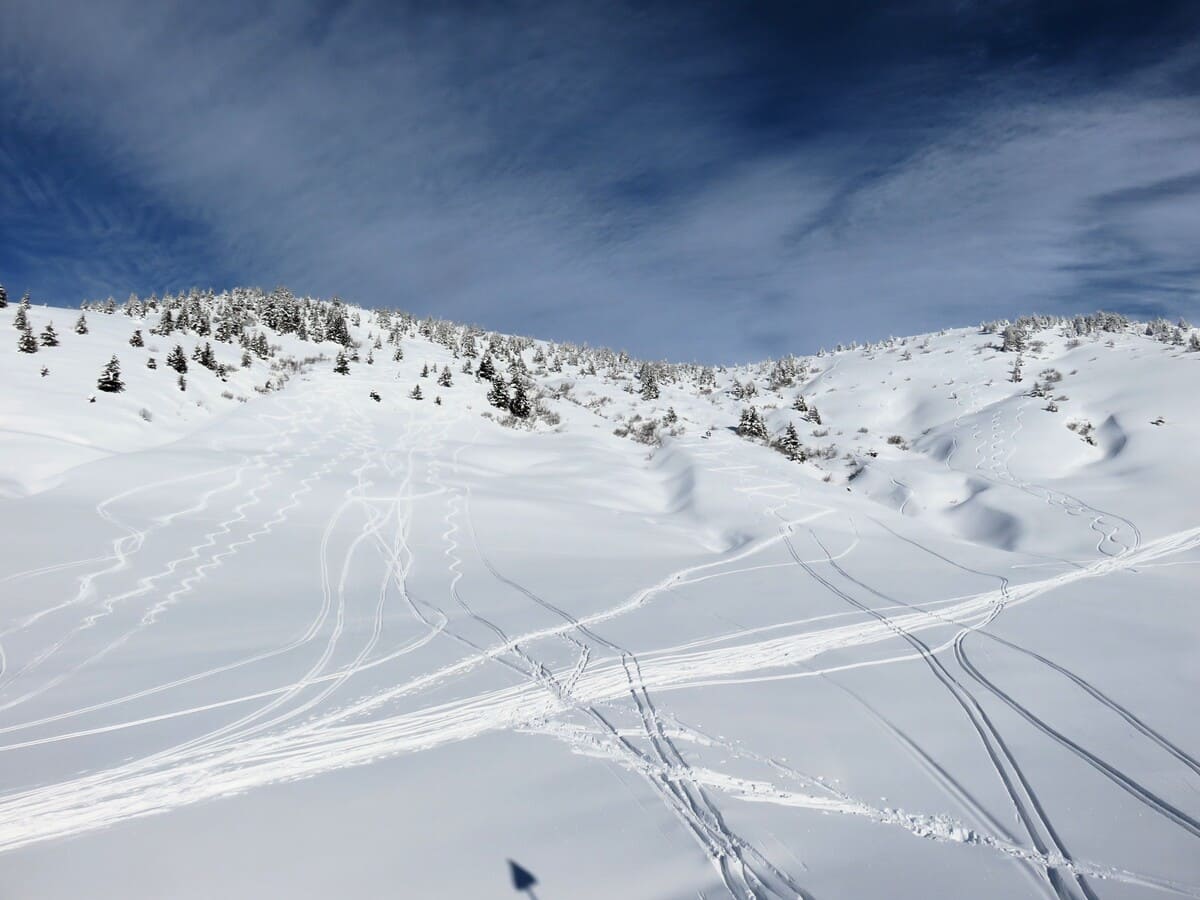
[1,304,1199,898]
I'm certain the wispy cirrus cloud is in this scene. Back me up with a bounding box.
[1,0,1197,360]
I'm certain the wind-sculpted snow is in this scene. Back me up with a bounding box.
[1,299,1198,898]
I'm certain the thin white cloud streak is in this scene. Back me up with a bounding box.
[1,2,1197,359]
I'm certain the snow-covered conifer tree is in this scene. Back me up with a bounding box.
[1001,324,1026,352]
[97,356,125,393]
[13,295,31,330]
[486,377,509,409]
[638,363,660,400]
[775,422,805,461]
[17,326,38,353]
[39,322,59,347]
[737,406,768,441]
[155,309,174,335]
[198,342,218,370]
[509,379,532,418]
[166,345,188,374]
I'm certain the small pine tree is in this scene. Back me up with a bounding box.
[737,406,768,441]
[807,404,822,425]
[97,356,125,393]
[792,394,808,413]
[438,365,453,387]
[39,322,59,347]
[420,363,430,378]
[178,374,187,391]
[198,342,217,370]
[155,309,174,335]
[0,284,7,308]
[435,395,442,405]
[334,351,350,375]
[410,384,423,400]
[17,326,38,353]
[509,379,532,418]
[1001,324,1026,352]
[392,346,404,362]
[477,354,497,382]
[638,364,659,400]
[74,313,89,335]
[129,329,144,347]
[14,295,31,330]
[775,422,805,461]
[166,345,188,373]
[486,377,509,409]
[366,351,374,365]
[147,357,157,369]
[241,350,252,368]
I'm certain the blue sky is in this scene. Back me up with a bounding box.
[1,0,1198,361]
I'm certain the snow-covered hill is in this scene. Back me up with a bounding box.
[1,288,1198,899]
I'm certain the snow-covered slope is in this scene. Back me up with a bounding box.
[1,292,1198,899]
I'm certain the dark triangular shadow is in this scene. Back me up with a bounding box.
[508,858,538,891]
